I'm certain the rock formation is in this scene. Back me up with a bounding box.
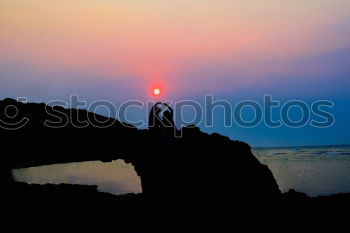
[0,98,281,201]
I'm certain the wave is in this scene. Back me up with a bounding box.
[325,151,350,156]
[272,152,287,155]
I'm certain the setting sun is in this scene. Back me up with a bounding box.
[153,88,161,96]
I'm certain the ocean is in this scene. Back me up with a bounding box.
[13,146,350,197]
[253,146,350,197]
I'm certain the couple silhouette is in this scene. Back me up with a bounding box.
[148,102,175,132]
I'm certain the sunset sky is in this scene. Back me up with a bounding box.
[1,0,350,146]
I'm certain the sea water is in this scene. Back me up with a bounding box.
[253,146,350,197]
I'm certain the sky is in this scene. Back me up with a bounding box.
[1,0,350,147]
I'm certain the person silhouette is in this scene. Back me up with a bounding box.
[162,103,174,128]
[148,102,163,131]
[161,103,177,146]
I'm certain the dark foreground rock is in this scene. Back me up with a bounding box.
[5,182,350,232]
[1,98,280,200]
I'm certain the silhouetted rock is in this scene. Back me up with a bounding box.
[0,98,281,202]
[283,189,310,201]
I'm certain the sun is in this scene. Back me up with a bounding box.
[151,84,164,97]
[153,88,161,96]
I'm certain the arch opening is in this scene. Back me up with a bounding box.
[12,160,142,195]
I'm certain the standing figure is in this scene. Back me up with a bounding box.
[161,103,176,142]
[162,103,174,128]
[148,102,163,131]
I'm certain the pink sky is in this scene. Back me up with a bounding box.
[1,0,350,99]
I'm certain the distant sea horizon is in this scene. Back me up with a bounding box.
[253,144,350,150]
